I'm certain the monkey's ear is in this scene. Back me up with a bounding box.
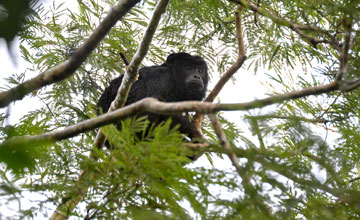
[165,52,190,65]
[165,53,178,65]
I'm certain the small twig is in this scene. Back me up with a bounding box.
[246,114,328,123]
[248,117,265,149]
[340,78,360,92]
[319,94,340,119]
[36,94,61,126]
[236,148,340,197]
[119,52,129,66]
[208,114,272,212]
[349,176,360,184]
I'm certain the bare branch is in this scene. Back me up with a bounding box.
[235,6,246,61]
[0,0,141,108]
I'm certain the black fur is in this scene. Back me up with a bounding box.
[97,52,208,140]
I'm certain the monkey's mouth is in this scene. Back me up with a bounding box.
[186,80,204,89]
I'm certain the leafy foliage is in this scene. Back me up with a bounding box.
[1,0,360,219]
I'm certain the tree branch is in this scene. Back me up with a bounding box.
[209,113,243,175]
[0,0,141,108]
[228,0,340,50]
[341,79,360,92]
[205,7,246,103]
[111,0,170,111]
[349,176,360,184]
[209,114,271,213]
[119,52,130,66]
[335,16,352,81]
[245,114,328,123]
[236,148,339,197]
[247,116,266,149]
[1,80,347,149]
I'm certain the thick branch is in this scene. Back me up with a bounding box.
[0,0,141,108]
[0,80,345,148]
